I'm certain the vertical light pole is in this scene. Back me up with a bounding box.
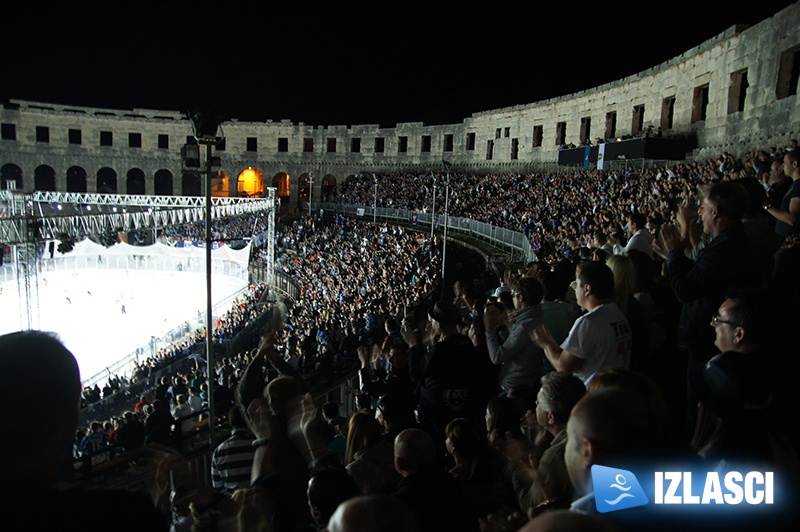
[441,162,451,298]
[431,174,437,240]
[373,173,378,225]
[189,112,223,446]
[308,173,314,218]
[202,139,216,447]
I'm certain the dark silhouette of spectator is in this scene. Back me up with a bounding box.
[307,467,361,528]
[445,418,518,522]
[0,330,167,531]
[766,150,800,237]
[485,396,525,441]
[116,411,146,452]
[405,300,480,461]
[145,400,174,444]
[358,342,417,425]
[392,428,473,531]
[563,387,660,531]
[155,376,171,404]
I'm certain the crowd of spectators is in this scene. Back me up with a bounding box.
[4,140,799,531]
[156,213,268,245]
[70,214,442,483]
[330,144,798,266]
[255,215,440,375]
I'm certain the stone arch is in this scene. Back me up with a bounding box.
[273,172,290,200]
[237,167,265,197]
[181,172,201,196]
[34,165,57,191]
[322,174,337,199]
[126,168,146,195]
[1,163,23,191]
[67,166,87,193]
[97,167,118,194]
[154,169,173,196]
[212,170,231,197]
[298,172,311,202]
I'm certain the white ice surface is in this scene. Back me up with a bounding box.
[0,269,246,382]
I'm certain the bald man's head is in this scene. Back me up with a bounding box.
[575,388,656,454]
[521,510,621,532]
[327,495,417,532]
[564,389,657,496]
[394,428,435,477]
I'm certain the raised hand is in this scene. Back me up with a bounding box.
[530,323,554,349]
[246,398,275,440]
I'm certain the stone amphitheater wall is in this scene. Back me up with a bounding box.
[2,2,799,207]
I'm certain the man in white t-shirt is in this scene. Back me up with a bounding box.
[532,261,631,386]
[612,212,653,259]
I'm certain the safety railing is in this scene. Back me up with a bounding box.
[318,202,537,263]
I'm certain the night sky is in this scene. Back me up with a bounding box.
[3,1,796,127]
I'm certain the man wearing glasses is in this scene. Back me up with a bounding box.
[654,181,760,367]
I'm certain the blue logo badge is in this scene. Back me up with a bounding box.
[592,465,649,513]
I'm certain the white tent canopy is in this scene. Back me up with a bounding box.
[61,239,252,269]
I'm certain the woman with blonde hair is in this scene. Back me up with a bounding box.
[606,254,649,371]
[344,411,400,494]
[344,412,382,465]
[605,254,637,314]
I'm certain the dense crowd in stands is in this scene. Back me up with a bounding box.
[257,216,440,375]
[70,215,441,480]
[2,141,799,531]
[331,144,798,265]
[156,214,268,245]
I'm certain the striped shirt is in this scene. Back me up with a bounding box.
[211,429,256,494]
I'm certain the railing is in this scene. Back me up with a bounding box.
[79,354,201,426]
[86,364,361,491]
[318,202,537,263]
[251,263,301,301]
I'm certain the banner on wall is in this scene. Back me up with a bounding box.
[597,143,606,170]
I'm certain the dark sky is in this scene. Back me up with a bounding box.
[3,1,796,127]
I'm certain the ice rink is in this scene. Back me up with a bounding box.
[0,268,247,382]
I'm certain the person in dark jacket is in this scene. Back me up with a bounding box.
[392,428,473,532]
[404,301,480,460]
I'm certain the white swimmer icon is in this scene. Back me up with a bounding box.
[604,474,635,505]
[592,465,649,513]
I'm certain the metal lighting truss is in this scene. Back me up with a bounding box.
[0,189,276,329]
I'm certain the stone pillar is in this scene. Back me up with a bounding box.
[145,168,155,196]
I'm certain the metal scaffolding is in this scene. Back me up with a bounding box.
[0,189,276,329]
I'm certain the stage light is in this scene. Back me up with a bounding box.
[189,111,223,141]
